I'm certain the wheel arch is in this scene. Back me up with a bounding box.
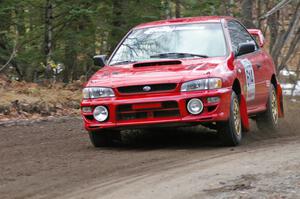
[232,78,250,132]
[270,73,284,117]
[232,78,242,97]
[271,74,277,89]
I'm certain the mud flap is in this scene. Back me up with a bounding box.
[240,95,250,132]
[277,84,284,118]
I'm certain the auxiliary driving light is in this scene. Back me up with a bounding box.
[187,98,203,115]
[93,106,108,122]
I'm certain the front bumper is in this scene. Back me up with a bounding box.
[81,88,232,131]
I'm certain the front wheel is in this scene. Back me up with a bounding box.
[256,84,278,131]
[217,91,242,146]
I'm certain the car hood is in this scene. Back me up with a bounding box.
[86,58,226,88]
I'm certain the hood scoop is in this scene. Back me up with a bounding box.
[133,60,182,67]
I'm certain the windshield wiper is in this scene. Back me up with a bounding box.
[110,60,137,66]
[150,52,209,59]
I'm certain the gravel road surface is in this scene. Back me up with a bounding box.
[0,109,299,199]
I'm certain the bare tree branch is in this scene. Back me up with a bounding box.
[0,43,17,72]
[278,28,300,71]
[259,0,293,20]
[271,2,300,68]
[291,58,300,98]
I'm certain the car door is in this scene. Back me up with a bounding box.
[227,20,267,109]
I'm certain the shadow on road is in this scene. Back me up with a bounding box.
[91,115,299,151]
[122,126,220,148]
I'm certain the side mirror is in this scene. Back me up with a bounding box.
[93,55,107,68]
[236,43,256,56]
[247,29,265,47]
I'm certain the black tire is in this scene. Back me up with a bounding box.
[88,130,120,147]
[217,91,242,146]
[256,84,278,131]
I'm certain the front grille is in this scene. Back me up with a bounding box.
[116,101,180,121]
[117,83,177,94]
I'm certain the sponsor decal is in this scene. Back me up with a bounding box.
[241,59,255,101]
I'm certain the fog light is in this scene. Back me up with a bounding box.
[187,98,203,115]
[93,106,108,122]
[82,106,92,113]
[207,97,220,103]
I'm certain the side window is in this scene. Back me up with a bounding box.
[228,20,257,54]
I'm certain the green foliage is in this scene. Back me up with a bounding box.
[0,0,224,82]
[180,0,222,16]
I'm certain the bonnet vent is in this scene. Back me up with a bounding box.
[133,60,182,67]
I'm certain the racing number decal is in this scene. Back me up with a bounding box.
[241,59,255,101]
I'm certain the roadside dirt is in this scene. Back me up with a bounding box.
[0,75,82,121]
[0,99,299,199]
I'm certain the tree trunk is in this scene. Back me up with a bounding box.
[241,0,256,28]
[265,0,279,52]
[63,38,76,83]
[162,0,171,19]
[0,0,11,66]
[271,2,300,70]
[291,58,300,98]
[15,6,25,80]
[256,0,263,28]
[44,0,53,80]
[277,7,300,72]
[175,0,181,18]
[109,0,124,53]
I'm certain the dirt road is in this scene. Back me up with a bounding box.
[0,102,299,199]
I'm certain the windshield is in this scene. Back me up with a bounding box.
[109,23,227,65]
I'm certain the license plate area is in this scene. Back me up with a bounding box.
[132,102,162,110]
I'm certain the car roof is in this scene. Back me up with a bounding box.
[134,16,235,29]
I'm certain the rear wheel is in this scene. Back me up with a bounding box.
[88,130,120,147]
[217,91,242,146]
[256,84,278,131]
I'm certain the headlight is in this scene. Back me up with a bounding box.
[83,87,115,99]
[181,78,222,92]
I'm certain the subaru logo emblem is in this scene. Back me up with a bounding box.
[143,86,151,92]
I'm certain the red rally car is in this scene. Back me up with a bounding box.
[81,16,284,147]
